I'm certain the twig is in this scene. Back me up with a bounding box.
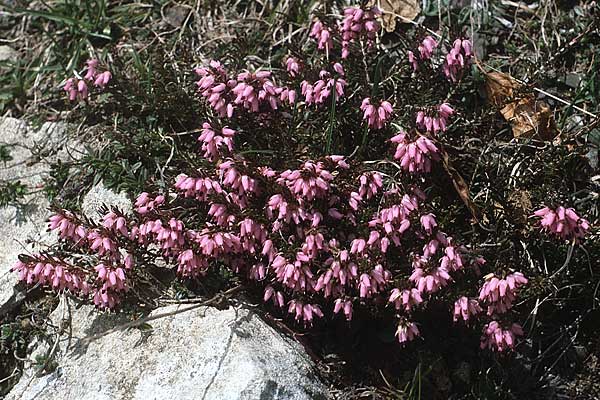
[76,285,243,346]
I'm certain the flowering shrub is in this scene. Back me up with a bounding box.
[16,3,595,359]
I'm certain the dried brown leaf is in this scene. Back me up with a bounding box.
[369,0,420,32]
[484,71,557,140]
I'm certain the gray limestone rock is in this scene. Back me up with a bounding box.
[7,301,329,400]
[0,118,80,313]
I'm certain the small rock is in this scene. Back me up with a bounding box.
[565,72,583,89]
[0,45,18,62]
[164,4,191,28]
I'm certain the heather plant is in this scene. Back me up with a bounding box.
[14,2,594,355]
[5,0,600,397]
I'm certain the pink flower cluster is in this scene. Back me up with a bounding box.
[194,60,233,117]
[533,205,590,241]
[360,98,393,129]
[390,131,439,173]
[195,61,295,117]
[479,272,528,316]
[443,38,473,82]
[396,320,420,344]
[13,256,90,294]
[197,122,236,161]
[389,288,423,312]
[453,296,482,323]
[309,20,333,56]
[64,59,111,101]
[480,321,524,352]
[408,36,438,71]
[416,103,454,134]
[134,192,165,214]
[288,300,324,323]
[308,6,381,59]
[301,63,346,105]
[49,211,87,242]
[15,208,133,309]
[340,6,381,59]
[278,161,334,201]
[286,57,300,77]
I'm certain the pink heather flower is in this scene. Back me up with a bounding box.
[436,237,465,272]
[87,230,118,257]
[84,59,98,81]
[49,212,87,242]
[277,161,334,201]
[134,192,166,214]
[395,320,420,344]
[197,122,236,161]
[479,272,528,315]
[409,260,451,294]
[315,251,358,297]
[419,213,437,235]
[232,70,293,112]
[368,194,420,248]
[407,51,418,71]
[64,59,111,101]
[285,57,300,77]
[407,36,438,71]
[93,71,112,88]
[453,296,482,323]
[357,172,383,200]
[333,298,354,320]
[418,36,438,60]
[218,160,258,207]
[95,263,127,291]
[176,249,208,277]
[480,321,523,352]
[288,300,324,324]
[194,60,234,117]
[264,286,286,307]
[271,255,314,292]
[175,175,222,202]
[63,78,78,101]
[77,80,88,99]
[64,78,89,101]
[309,20,333,56]
[301,67,346,105]
[443,38,473,82]
[416,103,454,134]
[340,6,381,58]
[327,154,349,169]
[533,205,590,241]
[390,131,440,173]
[12,257,90,295]
[389,288,423,312]
[361,98,393,129]
[196,61,296,115]
[408,36,438,71]
[102,211,128,237]
[92,286,121,309]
